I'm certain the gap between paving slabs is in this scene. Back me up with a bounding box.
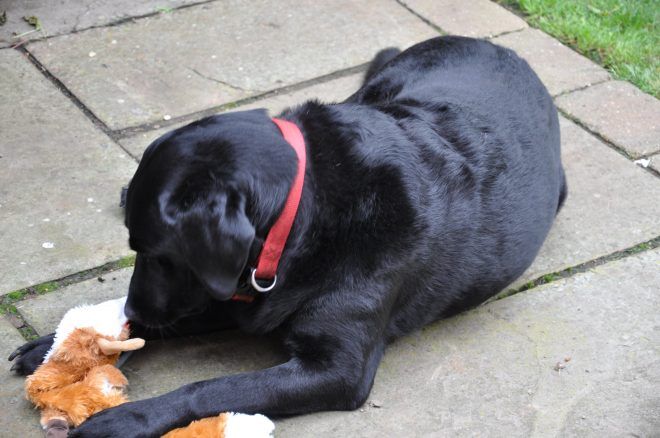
[556,106,660,180]
[0,255,135,340]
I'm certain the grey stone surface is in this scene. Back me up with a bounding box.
[17,268,131,335]
[510,116,660,288]
[119,73,364,159]
[0,0,205,48]
[278,248,660,437]
[0,318,42,435]
[402,0,527,37]
[493,28,610,96]
[27,0,437,130]
[0,50,136,294]
[124,331,286,401]
[556,81,660,158]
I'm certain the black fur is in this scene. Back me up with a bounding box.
[10,36,565,437]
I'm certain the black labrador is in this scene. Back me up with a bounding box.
[10,36,566,437]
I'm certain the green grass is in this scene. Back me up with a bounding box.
[499,0,659,97]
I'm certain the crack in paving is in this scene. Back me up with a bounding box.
[188,67,256,93]
[553,77,612,98]
[558,107,660,178]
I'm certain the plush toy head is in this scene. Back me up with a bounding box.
[44,297,142,363]
[26,297,145,437]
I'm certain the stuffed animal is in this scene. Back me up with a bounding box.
[25,297,145,437]
[24,296,275,438]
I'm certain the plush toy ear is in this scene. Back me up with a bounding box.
[165,188,255,301]
[97,338,145,355]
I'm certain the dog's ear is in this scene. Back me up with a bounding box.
[164,187,255,300]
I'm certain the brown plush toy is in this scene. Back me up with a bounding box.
[25,296,275,438]
[25,297,145,438]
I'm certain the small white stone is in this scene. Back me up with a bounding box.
[211,55,217,59]
[20,262,27,265]
[66,212,71,216]
[117,98,125,104]
[42,218,50,222]
[87,197,94,203]
[163,114,172,121]
[111,39,117,45]
[96,209,102,213]
[634,158,650,168]
[89,51,96,57]
[42,242,55,249]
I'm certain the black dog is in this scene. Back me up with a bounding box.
[10,36,566,436]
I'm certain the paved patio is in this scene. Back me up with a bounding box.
[1,0,659,436]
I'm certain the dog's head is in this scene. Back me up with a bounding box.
[123,110,296,327]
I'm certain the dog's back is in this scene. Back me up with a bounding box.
[340,37,565,335]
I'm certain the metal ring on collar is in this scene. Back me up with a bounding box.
[250,268,277,293]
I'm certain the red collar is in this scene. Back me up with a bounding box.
[232,118,306,302]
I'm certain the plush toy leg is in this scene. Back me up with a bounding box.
[162,413,275,438]
[40,407,70,438]
[45,418,69,438]
[83,364,129,391]
[162,413,228,438]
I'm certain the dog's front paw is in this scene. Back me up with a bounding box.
[70,400,162,438]
[8,333,55,375]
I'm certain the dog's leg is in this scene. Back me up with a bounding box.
[8,333,55,375]
[69,291,389,437]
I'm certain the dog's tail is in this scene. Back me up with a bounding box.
[364,47,401,83]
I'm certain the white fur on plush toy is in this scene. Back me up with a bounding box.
[224,413,274,438]
[44,297,128,362]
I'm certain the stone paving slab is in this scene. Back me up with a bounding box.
[27,0,437,130]
[278,248,660,437]
[511,116,660,288]
[402,0,527,37]
[0,318,42,436]
[119,73,364,159]
[17,268,132,335]
[0,50,135,294]
[493,28,610,96]
[556,81,660,158]
[0,0,206,48]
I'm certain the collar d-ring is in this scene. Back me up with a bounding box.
[250,268,277,293]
